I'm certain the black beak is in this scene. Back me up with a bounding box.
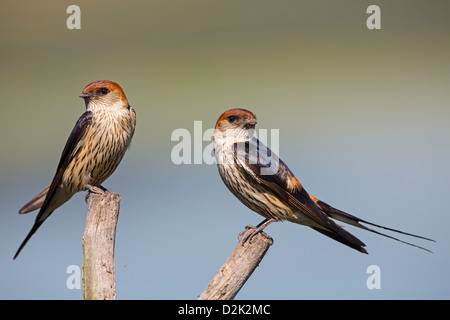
[79,93,92,99]
[247,118,257,126]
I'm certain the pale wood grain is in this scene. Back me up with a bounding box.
[82,192,120,300]
[198,230,273,300]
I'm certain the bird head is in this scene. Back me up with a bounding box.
[214,108,257,142]
[80,80,128,111]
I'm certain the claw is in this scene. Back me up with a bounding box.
[238,225,254,241]
[238,219,275,245]
[84,184,107,204]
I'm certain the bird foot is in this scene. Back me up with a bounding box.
[238,225,273,245]
[84,184,109,204]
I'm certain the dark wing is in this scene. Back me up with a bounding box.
[38,111,93,217]
[234,138,367,253]
[14,111,93,259]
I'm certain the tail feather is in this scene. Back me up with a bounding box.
[311,226,368,254]
[14,218,48,259]
[14,185,72,259]
[289,209,368,254]
[19,184,50,214]
[315,199,435,253]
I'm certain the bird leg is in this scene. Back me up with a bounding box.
[84,184,109,203]
[97,185,109,193]
[238,218,275,245]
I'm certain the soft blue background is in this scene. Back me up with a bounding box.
[1,1,448,299]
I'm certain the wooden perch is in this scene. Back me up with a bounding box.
[82,191,121,300]
[198,229,274,300]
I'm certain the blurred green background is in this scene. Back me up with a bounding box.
[1,1,449,299]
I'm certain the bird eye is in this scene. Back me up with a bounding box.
[227,115,235,122]
[99,87,110,95]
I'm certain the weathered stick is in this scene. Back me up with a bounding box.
[198,230,274,300]
[82,192,121,300]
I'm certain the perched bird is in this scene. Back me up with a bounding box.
[213,108,434,254]
[14,80,136,259]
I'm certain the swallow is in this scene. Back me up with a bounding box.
[14,80,136,259]
[213,108,434,254]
